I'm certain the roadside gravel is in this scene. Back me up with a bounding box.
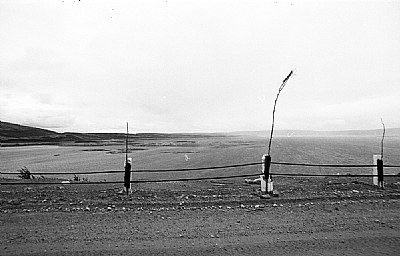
[1,177,400,255]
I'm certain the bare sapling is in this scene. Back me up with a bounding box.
[380,118,385,159]
[267,70,294,156]
[377,118,385,189]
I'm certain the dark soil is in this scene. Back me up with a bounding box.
[1,176,400,255]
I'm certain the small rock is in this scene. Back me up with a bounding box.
[260,194,271,199]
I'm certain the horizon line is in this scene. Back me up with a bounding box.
[1,120,397,135]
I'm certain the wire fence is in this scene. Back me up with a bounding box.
[0,162,262,175]
[1,173,399,186]
[1,161,399,185]
[1,161,399,175]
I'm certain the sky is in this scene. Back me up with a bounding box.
[0,0,399,133]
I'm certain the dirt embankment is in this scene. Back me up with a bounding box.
[1,177,400,255]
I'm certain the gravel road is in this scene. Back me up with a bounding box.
[1,177,400,255]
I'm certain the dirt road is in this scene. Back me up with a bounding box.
[1,177,400,255]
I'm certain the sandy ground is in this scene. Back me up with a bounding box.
[1,177,400,255]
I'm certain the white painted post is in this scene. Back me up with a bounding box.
[260,176,274,193]
[260,174,266,193]
[267,175,273,193]
[261,155,266,193]
[373,155,382,186]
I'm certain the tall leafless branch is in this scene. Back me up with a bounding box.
[267,70,294,156]
[380,118,385,159]
[126,122,129,162]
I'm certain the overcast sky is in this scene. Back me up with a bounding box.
[1,0,399,133]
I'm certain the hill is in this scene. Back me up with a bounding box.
[1,120,399,146]
[0,121,63,144]
[0,121,117,145]
[0,121,58,138]
[0,121,223,146]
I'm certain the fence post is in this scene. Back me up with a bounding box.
[124,158,132,195]
[124,122,132,195]
[261,154,273,194]
[377,158,384,189]
[373,155,383,188]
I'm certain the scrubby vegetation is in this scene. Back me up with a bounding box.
[17,166,34,179]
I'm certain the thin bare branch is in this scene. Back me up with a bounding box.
[126,122,129,162]
[267,70,294,156]
[380,118,385,159]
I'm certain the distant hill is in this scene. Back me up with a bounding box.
[0,121,118,145]
[0,121,223,146]
[1,120,399,146]
[0,121,59,138]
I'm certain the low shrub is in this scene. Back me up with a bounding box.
[18,166,34,179]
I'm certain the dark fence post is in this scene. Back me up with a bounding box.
[377,158,384,189]
[261,154,272,194]
[264,155,271,182]
[124,158,132,195]
[124,122,132,195]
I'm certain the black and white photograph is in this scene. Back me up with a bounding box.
[1,0,399,255]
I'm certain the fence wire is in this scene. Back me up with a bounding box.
[1,161,399,176]
[1,173,399,185]
[1,160,399,185]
